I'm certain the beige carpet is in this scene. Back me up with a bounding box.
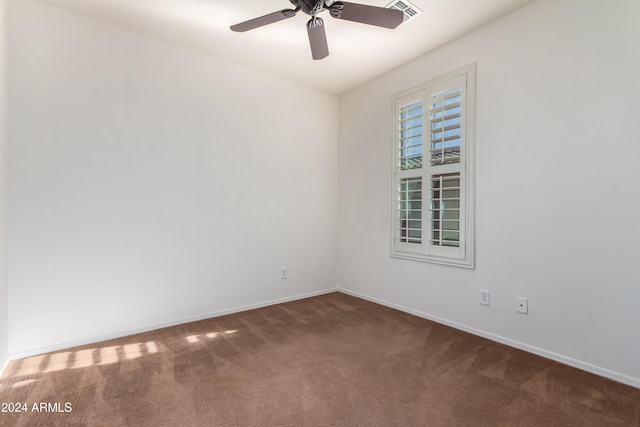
[1,292,639,426]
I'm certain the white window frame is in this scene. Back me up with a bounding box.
[390,63,476,268]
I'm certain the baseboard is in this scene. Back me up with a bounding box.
[9,287,339,360]
[338,287,640,390]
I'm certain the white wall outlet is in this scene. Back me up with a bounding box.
[281,268,288,279]
[479,290,490,306]
[517,297,528,314]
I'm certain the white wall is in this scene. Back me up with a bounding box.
[8,0,339,356]
[0,0,9,373]
[338,0,640,387]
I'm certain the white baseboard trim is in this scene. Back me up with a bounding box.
[338,287,640,390]
[9,287,338,360]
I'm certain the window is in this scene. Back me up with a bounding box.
[391,64,475,268]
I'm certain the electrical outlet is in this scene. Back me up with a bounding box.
[479,290,490,306]
[517,297,528,314]
[281,268,288,280]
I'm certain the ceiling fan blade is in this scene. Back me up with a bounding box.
[307,17,329,60]
[329,2,404,29]
[230,9,298,32]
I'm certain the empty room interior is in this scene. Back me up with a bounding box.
[1,0,640,425]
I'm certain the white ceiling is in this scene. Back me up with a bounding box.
[39,0,535,94]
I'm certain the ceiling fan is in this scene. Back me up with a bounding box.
[230,0,404,60]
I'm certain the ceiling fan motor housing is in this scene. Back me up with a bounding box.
[290,0,339,17]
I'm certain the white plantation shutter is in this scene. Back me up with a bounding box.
[394,91,424,253]
[399,101,423,170]
[391,65,475,268]
[398,177,422,244]
[429,87,462,166]
[429,173,461,247]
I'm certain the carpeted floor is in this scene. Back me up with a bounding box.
[1,292,639,426]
